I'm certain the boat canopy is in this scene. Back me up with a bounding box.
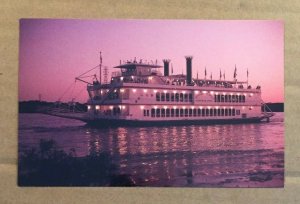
[114,62,162,69]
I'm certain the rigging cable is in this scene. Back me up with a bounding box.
[69,80,77,102]
[57,81,76,102]
[77,64,100,78]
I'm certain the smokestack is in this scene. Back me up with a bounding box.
[163,59,171,76]
[185,56,193,85]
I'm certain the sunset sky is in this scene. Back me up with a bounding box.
[19,19,283,103]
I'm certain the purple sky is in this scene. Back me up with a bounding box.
[19,19,283,103]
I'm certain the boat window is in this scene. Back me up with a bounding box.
[171,93,175,101]
[175,93,179,102]
[189,108,193,116]
[176,109,179,117]
[161,93,165,101]
[166,93,170,101]
[236,110,240,115]
[235,95,239,103]
[143,109,147,116]
[228,109,232,116]
[193,109,197,116]
[228,95,231,102]
[221,95,225,102]
[171,109,175,117]
[198,108,201,116]
[217,95,221,102]
[225,109,228,116]
[232,109,236,116]
[184,93,188,102]
[225,95,228,102]
[180,93,184,102]
[147,110,150,116]
[180,108,184,117]
[151,108,155,117]
[231,95,235,102]
[238,95,242,103]
[185,109,188,117]
[242,95,245,103]
[189,93,193,102]
[213,108,217,116]
[166,109,170,117]
[221,108,224,116]
[156,92,160,101]
[202,108,205,116]
[206,109,209,116]
[218,108,221,116]
[156,109,161,117]
[210,109,213,116]
[161,108,165,117]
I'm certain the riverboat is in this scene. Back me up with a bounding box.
[61,54,274,126]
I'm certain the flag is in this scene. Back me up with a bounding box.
[247,68,249,78]
[171,63,173,74]
[234,64,237,78]
[205,67,207,77]
[197,71,199,80]
[223,71,225,80]
[220,69,222,80]
[210,72,212,80]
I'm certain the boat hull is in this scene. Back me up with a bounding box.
[86,117,263,127]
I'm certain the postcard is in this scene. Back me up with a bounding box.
[18,19,284,187]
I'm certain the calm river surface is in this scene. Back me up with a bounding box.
[19,113,284,187]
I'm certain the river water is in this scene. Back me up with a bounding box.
[18,113,284,187]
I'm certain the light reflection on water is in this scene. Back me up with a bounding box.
[19,113,284,187]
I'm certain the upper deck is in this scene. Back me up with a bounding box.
[86,57,262,107]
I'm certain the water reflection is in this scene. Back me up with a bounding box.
[81,121,283,186]
[19,113,284,187]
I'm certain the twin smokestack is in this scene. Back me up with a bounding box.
[163,56,193,85]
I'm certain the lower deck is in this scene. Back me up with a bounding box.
[87,104,262,121]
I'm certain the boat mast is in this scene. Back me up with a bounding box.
[99,51,102,84]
